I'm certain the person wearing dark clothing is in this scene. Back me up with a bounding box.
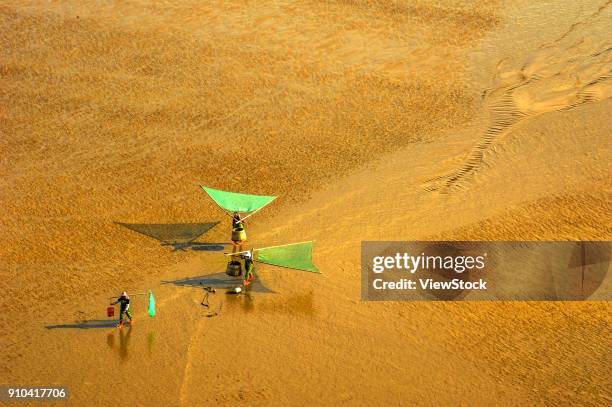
[231,212,247,244]
[111,291,133,328]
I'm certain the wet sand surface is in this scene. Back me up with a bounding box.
[1,1,611,405]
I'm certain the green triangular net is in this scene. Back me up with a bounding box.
[256,241,319,273]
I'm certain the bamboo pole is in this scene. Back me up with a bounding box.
[108,292,147,299]
[224,241,313,256]
[224,249,254,256]
[240,198,277,221]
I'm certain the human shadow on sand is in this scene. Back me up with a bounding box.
[163,271,276,294]
[46,320,118,330]
[115,221,227,251]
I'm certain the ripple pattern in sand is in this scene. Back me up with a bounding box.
[425,0,612,192]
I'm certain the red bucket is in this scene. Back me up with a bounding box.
[107,306,115,317]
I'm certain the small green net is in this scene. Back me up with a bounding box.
[256,242,320,273]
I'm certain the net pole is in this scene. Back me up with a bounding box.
[251,241,314,251]
[240,198,276,222]
[224,249,253,256]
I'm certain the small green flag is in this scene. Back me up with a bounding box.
[148,290,156,317]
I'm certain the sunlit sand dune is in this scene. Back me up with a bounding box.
[1,0,610,406]
[426,0,612,191]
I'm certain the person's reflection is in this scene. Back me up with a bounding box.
[106,332,115,352]
[106,327,132,362]
[241,292,255,313]
[224,291,255,313]
[118,326,132,362]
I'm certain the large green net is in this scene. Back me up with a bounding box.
[202,186,277,213]
[256,241,320,273]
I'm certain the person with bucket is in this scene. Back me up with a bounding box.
[111,291,133,328]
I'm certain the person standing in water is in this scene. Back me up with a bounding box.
[111,291,133,328]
